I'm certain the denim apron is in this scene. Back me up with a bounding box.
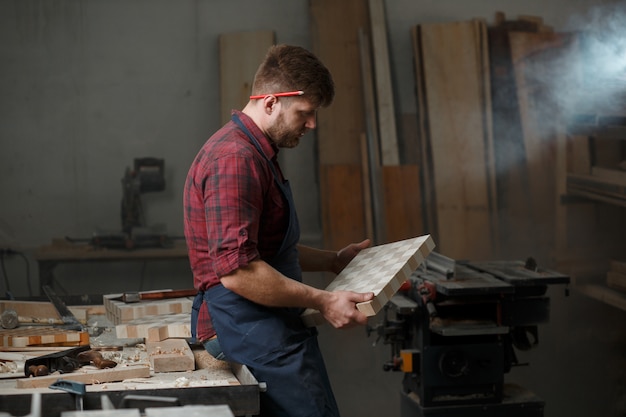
[199,114,340,417]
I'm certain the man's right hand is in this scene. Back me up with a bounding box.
[318,290,374,329]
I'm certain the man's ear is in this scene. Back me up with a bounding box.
[263,95,278,115]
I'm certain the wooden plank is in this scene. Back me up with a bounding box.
[368,0,399,165]
[509,31,575,260]
[360,133,375,241]
[358,28,386,245]
[16,364,150,388]
[219,30,275,125]
[411,25,437,237]
[310,0,369,165]
[311,0,370,250]
[146,339,194,373]
[382,165,423,243]
[302,235,434,326]
[419,21,493,260]
[319,164,366,250]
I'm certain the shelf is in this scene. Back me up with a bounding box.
[575,283,626,312]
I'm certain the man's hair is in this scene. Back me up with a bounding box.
[252,44,335,108]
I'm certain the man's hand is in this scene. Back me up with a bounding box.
[318,290,374,329]
[331,239,371,275]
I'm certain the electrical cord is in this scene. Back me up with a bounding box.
[0,248,33,298]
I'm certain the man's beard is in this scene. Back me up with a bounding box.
[267,114,305,148]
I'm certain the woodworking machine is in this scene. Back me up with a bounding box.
[368,252,569,417]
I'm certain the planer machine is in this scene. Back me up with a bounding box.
[367,252,570,417]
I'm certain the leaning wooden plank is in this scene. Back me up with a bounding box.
[310,0,369,165]
[509,31,576,259]
[382,165,423,243]
[368,0,399,165]
[359,28,386,245]
[219,30,275,125]
[411,25,437,237]
[319,164,367,251]
[302,235,435,326]
[420,21,493,259]
[16,364,150,389]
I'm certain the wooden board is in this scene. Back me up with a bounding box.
[509,31,577,261]
[311,0,370,250]
[103,294,192,325]
[302,235,435,326]
[418,21,493,260]
[146,339,194,373]
[319,164,366,250]
[219,30,275,125]
[115,313,191,342]
[16,364,150,389]
[368,0,399,166]
[382,165,423,243]
[310,0,369,165]
[0,327,89,348]
[607,271,626,293]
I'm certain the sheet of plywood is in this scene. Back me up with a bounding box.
[0,327,89,348]
[359,28,386,245]
[116,313,191,342]
[146,339,194,373]
[319,165,366,250]
[310,0,369,165]
[16,364,150,389]
[219,30,275,125]
[382,165,423,243]
[302,235,435,326]
[103,295,192,325]
[419,21,493,260]
[411,25,437,237]
[368,0,399,166]
[509,31,576,260]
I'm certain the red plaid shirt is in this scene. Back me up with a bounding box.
[184,110,289,340]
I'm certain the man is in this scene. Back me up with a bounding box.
[184,44,374,417]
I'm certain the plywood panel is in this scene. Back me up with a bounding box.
[419,21,493,259]
[319,164,366,250]
[310,0,369,165]
[382,165,423,243]
[368,0,399,166]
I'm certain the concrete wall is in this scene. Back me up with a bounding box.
[1,1,625,416]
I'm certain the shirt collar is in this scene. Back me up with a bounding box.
[232,110,279,161]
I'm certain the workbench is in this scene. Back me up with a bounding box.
[34,240,189,295]
[0,349,261,417]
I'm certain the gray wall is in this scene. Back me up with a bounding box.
[1,1,625,416]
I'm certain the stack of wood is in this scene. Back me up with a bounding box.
[312,2,617,269]
[104,292,196,373]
